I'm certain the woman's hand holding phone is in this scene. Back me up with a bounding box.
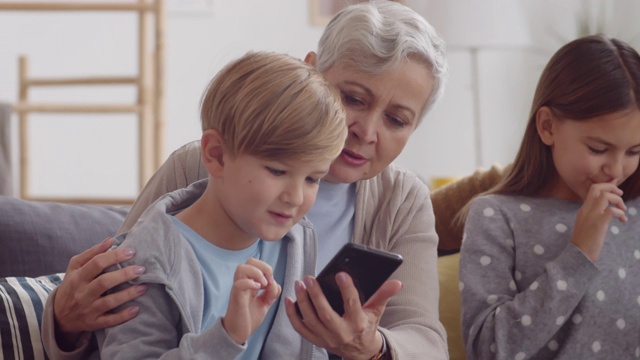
[284,244,403,359]
[285,273,402,359]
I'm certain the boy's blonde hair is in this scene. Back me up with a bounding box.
[200,51,347,163]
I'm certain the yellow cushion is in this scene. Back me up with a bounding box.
[438,252,465,360]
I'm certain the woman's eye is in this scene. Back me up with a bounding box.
[267,167,285,176]
[627,149,640,156]
[588,146,606,155]
[387,114,406,128]
[305,176,320,184]
[342,93,363,106]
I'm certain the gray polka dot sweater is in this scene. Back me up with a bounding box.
[460,194,640,360]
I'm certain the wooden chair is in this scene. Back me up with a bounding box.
[0,0,165,204]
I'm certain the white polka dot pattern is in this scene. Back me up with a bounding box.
[459,195,640,359]
[533,245,544,255]
[480,256,492,266]
[515,271,522,281]
[572,314,582,324]
[619,268,626,279]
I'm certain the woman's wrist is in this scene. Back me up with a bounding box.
[370,330,388,360]
[54,327,88,353]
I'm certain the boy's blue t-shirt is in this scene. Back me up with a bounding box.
[171,216,286,360]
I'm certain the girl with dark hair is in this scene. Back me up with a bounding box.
[460,34,640,359]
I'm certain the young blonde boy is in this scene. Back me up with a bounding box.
[96,51,347,359]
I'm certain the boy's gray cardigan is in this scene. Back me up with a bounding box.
[100,179,329,359]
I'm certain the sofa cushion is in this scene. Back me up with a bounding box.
[0,196,128,277]
[438,252,465,360]
[0,273,64,360]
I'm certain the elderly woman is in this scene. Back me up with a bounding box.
[43,2,452,359]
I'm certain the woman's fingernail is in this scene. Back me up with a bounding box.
[336,272,348,285]
[136,284,148,294]
[134,266,145,275]
[303,276,314,289]
[124,248,135,258]
[295,280,305,292]
[128,306,140,316]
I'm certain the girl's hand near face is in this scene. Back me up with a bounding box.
[222,258,282,345]
[572,182,628,262]
[284,272,402,360]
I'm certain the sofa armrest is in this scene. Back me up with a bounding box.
[431,165,505,255]
[0,196,128,277]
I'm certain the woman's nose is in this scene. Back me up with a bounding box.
[349,113,378,143]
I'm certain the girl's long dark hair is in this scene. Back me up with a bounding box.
[492,34,640,200]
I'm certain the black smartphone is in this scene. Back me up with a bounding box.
[296,243,403,317]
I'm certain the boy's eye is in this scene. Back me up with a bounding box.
[267,167,285,176]
[588,146,606,155]
[305,176,320,184]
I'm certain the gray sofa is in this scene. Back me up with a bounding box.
[0,195,129,359]
[0,196,129,277]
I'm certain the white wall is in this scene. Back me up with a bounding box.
[1,0,639,199]
[0,0,324,198]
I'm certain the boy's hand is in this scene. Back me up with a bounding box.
[572,182,627,262]
[222,257,281,345]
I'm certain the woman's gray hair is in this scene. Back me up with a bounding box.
[316,1,448,119]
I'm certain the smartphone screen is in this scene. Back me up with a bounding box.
[297,243,403,316]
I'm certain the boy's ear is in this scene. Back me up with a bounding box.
[304,51,317,67]
[536,106,555,146]
[201,129,226,177]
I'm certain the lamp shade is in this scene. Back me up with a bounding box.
[407,0,533,49]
